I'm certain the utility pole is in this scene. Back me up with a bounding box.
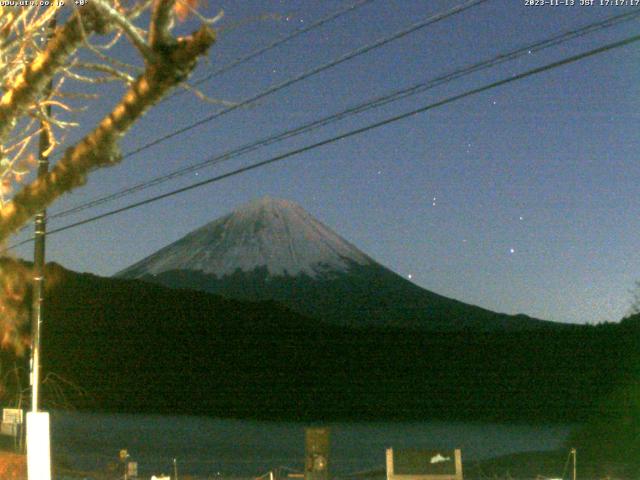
[30,2,57,418]
[30,88,51,414]
[26,15,55,480]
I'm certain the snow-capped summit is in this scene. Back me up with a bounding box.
[118,197,558,331]
[118,196,373,279]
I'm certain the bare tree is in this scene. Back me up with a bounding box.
[0,1,217,352]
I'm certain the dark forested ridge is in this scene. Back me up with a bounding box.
[115,196,563,333]
[125,263,562,332]
[15,263,639,424]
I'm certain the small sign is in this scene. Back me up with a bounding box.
[0,422,18,436]
[394,450,456,475]
[2,408,23,425]
[386,448,462,480]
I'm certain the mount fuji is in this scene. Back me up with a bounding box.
[117,197,558,331]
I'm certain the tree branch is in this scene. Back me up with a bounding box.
[149,0,177,48]
[0,25,216,242]
[90,0,157,63]
[0,6,105,145]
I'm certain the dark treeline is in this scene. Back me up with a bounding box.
[8,262,633,426]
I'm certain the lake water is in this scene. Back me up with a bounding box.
[50,411,574,478]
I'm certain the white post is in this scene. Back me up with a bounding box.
[26,412,51,480]
[454,448,463,480]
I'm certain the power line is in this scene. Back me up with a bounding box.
[46,0,376,163]
[8,0,489,235]
[117,0,490,160]
[48,9,640,221]
[8,30,639,251]
[184,0,377,91]
[3,0,493,246]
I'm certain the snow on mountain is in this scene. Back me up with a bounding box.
[117,196,562,331]
[118,196,374,279]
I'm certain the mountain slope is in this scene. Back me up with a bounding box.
[118,197,561,331]
[28,263,639,423]
[119,196,373,278]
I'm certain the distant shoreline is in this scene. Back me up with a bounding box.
[60,404,586,427]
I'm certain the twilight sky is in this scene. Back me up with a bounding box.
[11,0,640,325]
